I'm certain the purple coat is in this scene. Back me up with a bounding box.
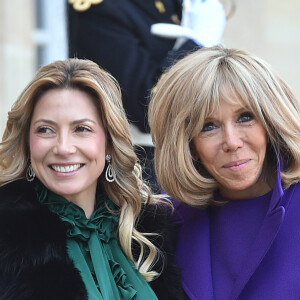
[173,159,300,299]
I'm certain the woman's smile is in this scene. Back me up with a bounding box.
[50,163,84,174]
[222,159,251,170]
[29,89,107,204]
[192,93,270,200]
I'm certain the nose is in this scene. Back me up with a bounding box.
[222,125,243,152]
[52,134,76,156]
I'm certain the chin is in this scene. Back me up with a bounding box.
[46,183,77,197]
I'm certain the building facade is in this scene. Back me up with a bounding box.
[0,0,300,137]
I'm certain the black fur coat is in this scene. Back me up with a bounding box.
[0,180,184,300]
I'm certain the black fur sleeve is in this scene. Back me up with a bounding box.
[135,203,187,300]
[0,180,88,300]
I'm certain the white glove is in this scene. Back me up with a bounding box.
[181,0,226,47]
[150,0,226,48]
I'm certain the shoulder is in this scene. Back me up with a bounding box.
[137,201,173,231]
[289,181,300,195]
[0,180,88,299]
[172,198,205,225]
[0,180,67,272]
[68,0,134,20]
[137,202,188,299]
[0,179,36,204]
[281,181,300,210]
[137,202,178,259]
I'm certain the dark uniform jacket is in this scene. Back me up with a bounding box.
[0,180,184,300]
[68,0,198,133]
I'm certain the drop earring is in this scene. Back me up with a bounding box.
[26,163,36,182]
[105,154,115,182]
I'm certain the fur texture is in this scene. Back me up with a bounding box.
[0,180,185,299]
[136,204,187,299]
[0,180,88,300]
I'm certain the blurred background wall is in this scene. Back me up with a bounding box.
[0,0,67,138]
[223,0,300,104]
[0,0,299,137]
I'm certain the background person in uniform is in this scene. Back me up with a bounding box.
[0,58,184,300]
[149,46,300,299]
[67,0,227,192]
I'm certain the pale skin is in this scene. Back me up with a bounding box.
[192,94,271,200]
[29,88,107,218]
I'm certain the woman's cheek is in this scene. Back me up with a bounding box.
[29,135,48,158]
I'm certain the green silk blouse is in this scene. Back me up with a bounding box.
[34,183,158,300]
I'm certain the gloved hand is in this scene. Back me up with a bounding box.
[150,0,226,48]
[181,0,226,47]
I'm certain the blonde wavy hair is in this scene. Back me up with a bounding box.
[149,46,300,208]
[0,58,159,281]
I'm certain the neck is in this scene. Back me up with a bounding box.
[72,198,95,219]
[220,181,272,201]
[64,190,96,219]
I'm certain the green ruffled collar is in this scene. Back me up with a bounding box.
[33,181,157,300]
[34,181,118,243]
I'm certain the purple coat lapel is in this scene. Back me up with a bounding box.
[174,158,294,299]
[229,159,286,299]
[174,206,214,300]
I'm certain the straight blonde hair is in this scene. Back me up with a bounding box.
[149,46,300,207]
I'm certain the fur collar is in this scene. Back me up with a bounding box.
[0,180,185,299]
[0,180,88,300]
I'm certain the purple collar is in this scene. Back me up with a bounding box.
[174,157,294,300]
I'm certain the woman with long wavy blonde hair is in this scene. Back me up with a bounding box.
[0,58,182,300]
[149,46,300,299]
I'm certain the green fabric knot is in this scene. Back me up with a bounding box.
[35,182,118,243]
[109,259,138,298]
[55,199,117,243]
[34,182,157,300]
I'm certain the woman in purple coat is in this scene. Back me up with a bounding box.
[148,46,300,300]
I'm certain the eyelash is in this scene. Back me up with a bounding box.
[238,112,254,123]
[36,127,53,134]
[36,125,92,134]
[201,122,216,132]
[201,111,254,132]
[75,125,92,133]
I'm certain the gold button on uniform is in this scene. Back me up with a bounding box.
[155,1,166,13]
